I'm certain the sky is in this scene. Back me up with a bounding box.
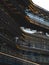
[32,0,49,11]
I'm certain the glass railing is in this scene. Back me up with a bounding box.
[17,36,49,51]
[25,9,49,26]
[14,48,49,63]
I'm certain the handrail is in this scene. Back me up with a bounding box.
[0,52,40,65]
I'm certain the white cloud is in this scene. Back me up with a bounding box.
[32,0,49,11]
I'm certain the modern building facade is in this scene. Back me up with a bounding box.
[0,0,49,65]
